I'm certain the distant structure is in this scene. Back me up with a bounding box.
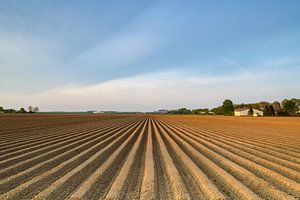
[234,108,263,117]
[153,109,168,114]
[252,109,264,117]
[86,110,98,114]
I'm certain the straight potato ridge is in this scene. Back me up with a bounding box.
[0,115,299,200]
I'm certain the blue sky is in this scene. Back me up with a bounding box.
[0,1,300,111]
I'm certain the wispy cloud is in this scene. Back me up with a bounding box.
[0,32,65,92]
[67,32,160,77]
[1,69,297,111]
[1,1,299,110]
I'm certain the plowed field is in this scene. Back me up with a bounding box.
[0,114,299,200]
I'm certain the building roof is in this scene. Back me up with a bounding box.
[234,108,248,112]
[253,108,263,112]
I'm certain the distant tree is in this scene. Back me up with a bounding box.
[19,108,27,113]
[281,99,288,106]
[168,108,192,115]
[179,108,192,115]
[210,106,223,115]
[290,98,300,108]
[282,99,297,115]
[33,107,39,113]
[234,103,245,109]
[0,106,3,111]
[222,99,234,115]
[272,101,281,116]
[259,101,270,111]
[250,103,261,110]
[28,106,34,113]
[4,109,16,113]
[192,109,199,114]
[248,107,253,116]
[277,110,289,116]
[192,108,209,115]
[263,105,274,116]
[269,105,275,116]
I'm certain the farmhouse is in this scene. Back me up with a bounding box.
[234,108,263,117]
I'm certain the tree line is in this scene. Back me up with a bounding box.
[0,106,39,114]
[167,98,300,116]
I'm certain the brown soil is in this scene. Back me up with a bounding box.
[0,114,299,199]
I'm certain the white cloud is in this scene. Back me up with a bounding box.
[1,70,297,112]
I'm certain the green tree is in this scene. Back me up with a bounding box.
[282,99,297,115]
[234,103,245,109]
[192,108,209,115]
[192,109,200,114]
[0,106,3,111]
[263,105,274,116]
[210,106,223,115]
[248,107,253,116]
[19,108,27,113]
[168,108,192,115]
[290,98,300,109]
[272,101,281,116]
[178,108,192,114]
[34,107,39,112]
[269,105,275,116]
[222,99,234,115]
[4,109,14,113]
[259,101,270,111]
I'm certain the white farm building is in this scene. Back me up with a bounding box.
[234,108,263,117]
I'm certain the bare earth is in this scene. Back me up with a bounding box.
[0,114,299,200]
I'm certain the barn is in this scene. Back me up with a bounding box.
[234,108,249,116]
[234,108,263,117]
[252,109,264,117]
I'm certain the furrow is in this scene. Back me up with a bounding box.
[0,119,132,160]
[0,120,139,194]
[152,119,191,199]
[167,119,300,164]
[65,119,143,199]
[0,119,137,180]
[104,119,147,199]
[161,119,298,199]
[0,119,142,199]
[140,119,156,200]
[0,116,130,143]
[154,119,226,200]
[169,122,300,182]
[151,121,172,199]
[155,120,260,200]
[41,119,146,200]
[0,119,143,200]
[212,127,300,153]
[198,126,300,160]
[0,118,130,153]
